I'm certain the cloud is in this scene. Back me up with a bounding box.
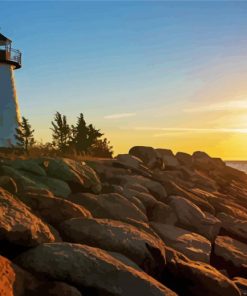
[131,126,247,135]
[104,113,136,119]
[184,99,247,113]
[152,127,247,137]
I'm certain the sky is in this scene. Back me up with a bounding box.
[1,1,247,159]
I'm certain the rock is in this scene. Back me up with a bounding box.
[0,176,17,194]
[116,154,145,169]
[0,165,44,192]
[150,222,211,263]
[0,165,71,198]
[123,186,158,208]
[0,255,37,296]
[160,179,215,214]
[109,251,143,271]
[156,149,179,169]
[125,182,150,194]
[233,277,247,296]
[35,281,83,296]
[18,190,92,226]
[68,192,148,223]
[0,187,60,247]
[169,196,221,241]
[120,187,147,213]
[213,236,247,277]
[147,202,177,225]
[118,175,167,202]
[192,151,221,172]
[24,174,72,198]
[59,217,166,276]
[9,159,47,176]
[15,243,177,296]
[175,152,193,167]
[129,146,164,169]
[163,247,241,296]
[134,192,160,209]
[87,159,133,183]
[217,212,247,243]
[44,158,101,194]
[0,254,82,296]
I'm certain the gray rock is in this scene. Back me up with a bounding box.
[151,222,211,263]
[15,243,177,296]
[156,149,179,169]
[0,187,60,247]
[68,192,148,223]
[169,195,221,241]
[164,246,241,296]
[59,217,166,275]
[214,236,247,277]
[129,146,164,169]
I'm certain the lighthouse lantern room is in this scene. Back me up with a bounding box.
[0,33,22,147]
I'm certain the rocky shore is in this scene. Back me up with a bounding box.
[0,146,247,296]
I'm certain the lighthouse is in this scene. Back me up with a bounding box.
[0,33,22,147]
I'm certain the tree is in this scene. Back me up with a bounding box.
[70,114,103,154]
[15,117,35,152]
[89,138,114,158]
[70,113,88,153]
[51,112,71,152]
[85,124,103,152]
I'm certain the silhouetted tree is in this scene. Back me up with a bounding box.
[85,124,103,152]
[15,117,35,152]
[89,138,114,158]
[70,113,88,153]
[70,114,103,154]
[51,112,71,152]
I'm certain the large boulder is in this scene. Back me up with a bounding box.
[156,149,179,169]
[217,212,247,243]
[0,165,71,198]
[213,236,247,277]
[115,154,148,171]
[18,190,92,226]
[0,255,82,296]
[169,196,221,241]
[0,188,60,247]
[151,222,211,263]
[175,152,193,167]
[0,255,36,296]
[129,146,164,169]
[8,159,47,176]
[0,176,17,194]
[15,243,177,296]
[122,186,157,208]
[147,202,177,225]
[34,281,83,296]
[117,175,167,202]
[43,158,102,194]
[160,179,215,214]
[68,192,148,223]
[233,277,247,296]
[59,217,166,276]
[163,247,241,296]
[24,174,72,198]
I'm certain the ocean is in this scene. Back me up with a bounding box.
[225,161,247,174]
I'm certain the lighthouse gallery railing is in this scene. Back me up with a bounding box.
[9,48,21,66]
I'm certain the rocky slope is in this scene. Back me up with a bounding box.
[0,146,246,296]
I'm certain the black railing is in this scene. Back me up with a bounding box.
[9,48,21,66]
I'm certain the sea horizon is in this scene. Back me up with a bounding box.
[225,160,247,173]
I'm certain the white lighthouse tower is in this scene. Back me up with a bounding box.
[0,33,22,147]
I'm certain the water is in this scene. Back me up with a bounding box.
[225,161,247,173]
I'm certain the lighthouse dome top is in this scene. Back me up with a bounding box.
[0,33,12,45]
[0,33,21,69]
